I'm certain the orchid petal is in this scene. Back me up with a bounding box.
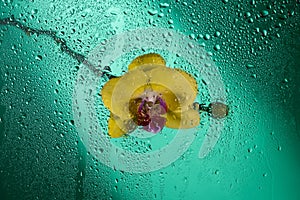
[166,108,200,129]
[128,53,166,71]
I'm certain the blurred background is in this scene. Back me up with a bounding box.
[0,0,299,200]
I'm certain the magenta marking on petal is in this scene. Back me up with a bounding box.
[138,99,145,113]
[157,97,167,113]
[143,116,166,133]
[136,93,168,133]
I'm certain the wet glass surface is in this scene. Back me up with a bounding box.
[0,1,299,200]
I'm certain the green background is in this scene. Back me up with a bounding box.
[0,0,299,199]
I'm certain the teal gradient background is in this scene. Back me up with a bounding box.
[0,0,299,200]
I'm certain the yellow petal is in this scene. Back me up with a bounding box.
[144,66,197,111]
[165,108,200,129]
[108,113,137,138]
[175,68,198,97]
[101,77,120,110]
[110,68,148,119]
[108,115,127,138]
[128,53,166,71]
[128,80,181,112]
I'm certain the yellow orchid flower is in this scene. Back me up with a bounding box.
[101,53,200,138]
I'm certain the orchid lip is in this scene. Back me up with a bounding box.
[133,91,168,133]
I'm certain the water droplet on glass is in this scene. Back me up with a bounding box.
[190,33,196,39]
[204,34,211,40]
[35,55,42,61]
[261,10,269,17]
[148,9,158,16]
[158,13,164,18]
[245,12,251,18]
[168,19,174,24]
[69,120,75,126]
[246,64,254,69]
[214,31,221,37]
[31,9,38,14]
[248,18,254,23]
[263,173,268,177]
[262,30,267,37]
[159,3,169,8]
[214,44,221,51]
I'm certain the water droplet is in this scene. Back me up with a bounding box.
[149,18,154,25]
[188,43,195,48]
[214,31,221,37]
[261,10,269,17]
[214,44,221,51]
[246,64,254,69]
[245,12,251,18]
[35,55,42,61]
[204,34,211,40]
[190,34,196,39]
[148,9,158,16]
[159,3,169,8]
[31,9,38,14]
[69,120,75,126]
[248,18,254,23]
[158,13,164,18]
[182,2,188,6]
[262,30,267,37]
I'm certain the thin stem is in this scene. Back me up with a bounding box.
[0,15,116,79]
[193,102,211,113]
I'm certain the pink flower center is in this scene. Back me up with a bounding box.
[130,91,167,133]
